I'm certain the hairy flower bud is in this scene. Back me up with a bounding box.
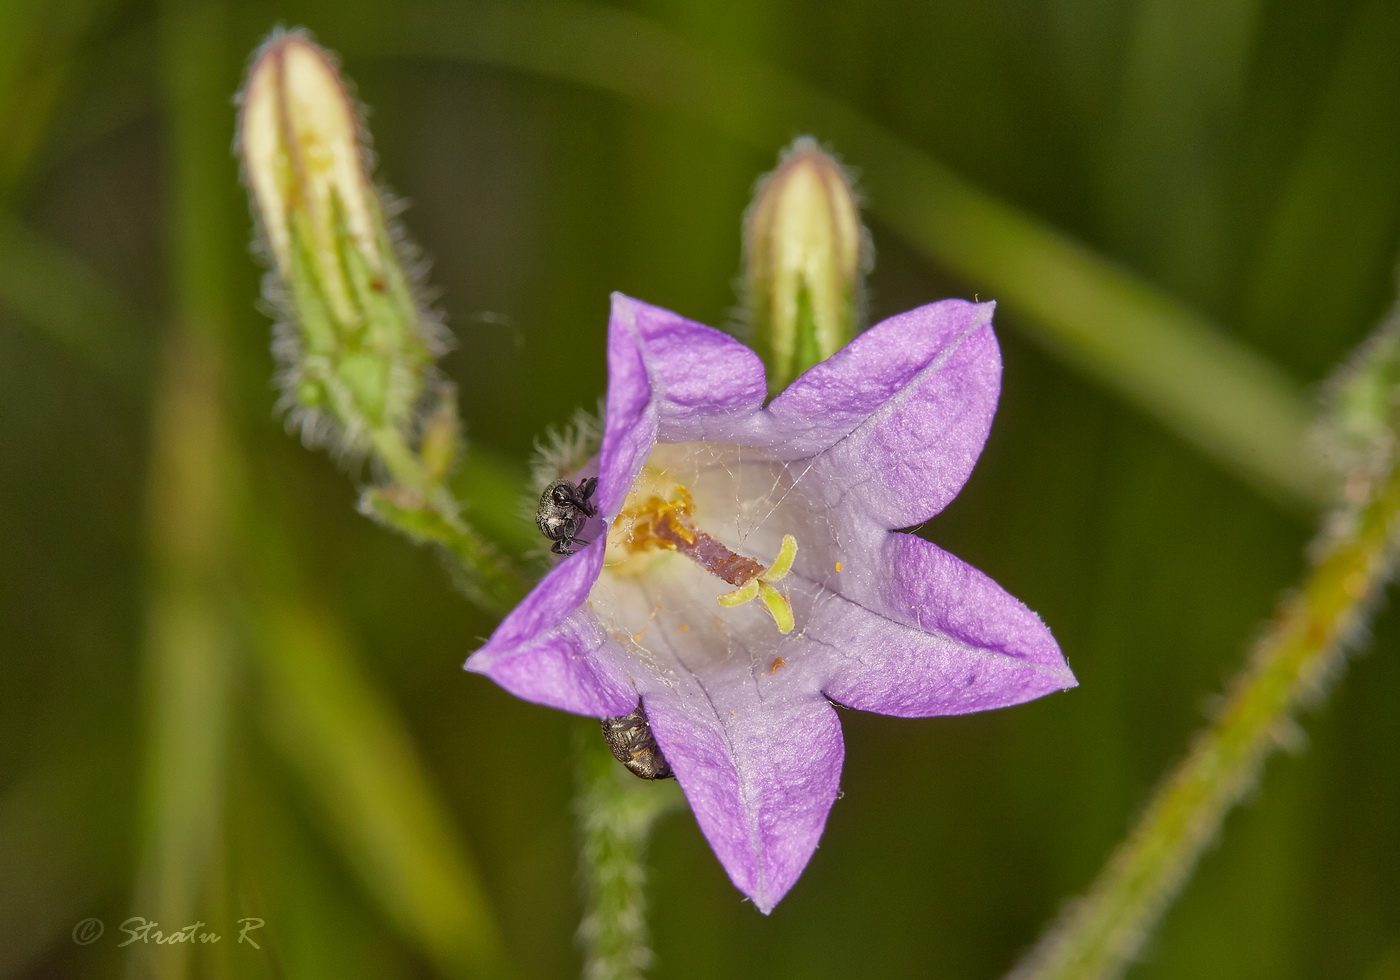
[238,30,445,453]
[1318,311,1400,510]
[743,137,871,393]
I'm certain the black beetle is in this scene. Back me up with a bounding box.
[535,476,599,556]
[601,702,674,780]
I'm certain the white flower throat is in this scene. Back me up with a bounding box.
[598,442,806,641]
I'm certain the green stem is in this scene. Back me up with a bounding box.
[366,402,528,612]
[361,425,528,612]
[359,482,528,613]
[370,425,431,492]
[1008,454,1400,980]
[575,728,682,980]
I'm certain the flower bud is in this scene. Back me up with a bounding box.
[1320,313,1400,496]
[238,30,444,452]
[743,137,871,393]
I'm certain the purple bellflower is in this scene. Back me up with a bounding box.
[466,294,1075,913]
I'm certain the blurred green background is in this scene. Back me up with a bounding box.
[3,0,1399,977]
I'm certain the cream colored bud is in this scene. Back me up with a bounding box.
[239,31,379,320]
[237,30,446,454]
[744,137,870,392]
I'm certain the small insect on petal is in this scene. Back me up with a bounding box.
[600,703,674,780]
[535,477,599,556]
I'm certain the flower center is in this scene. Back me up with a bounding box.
[607,481,799,634]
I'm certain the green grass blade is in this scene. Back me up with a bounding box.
[250,598,516,980]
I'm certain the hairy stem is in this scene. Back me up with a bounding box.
[575,728,682,980]
[359,424,527,612]
[358,481,527,614]
[1009,453,1400,980]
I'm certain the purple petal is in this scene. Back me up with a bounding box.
[819,532,1075,715]
[595,296,660,515]
[465,545,637,715]
[642,682,843,914]
[765,299,1000,528]
[606,293,768,450]
[465,606,637,716]
[486,543,608,647]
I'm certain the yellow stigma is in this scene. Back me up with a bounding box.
[716,534,798,634]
